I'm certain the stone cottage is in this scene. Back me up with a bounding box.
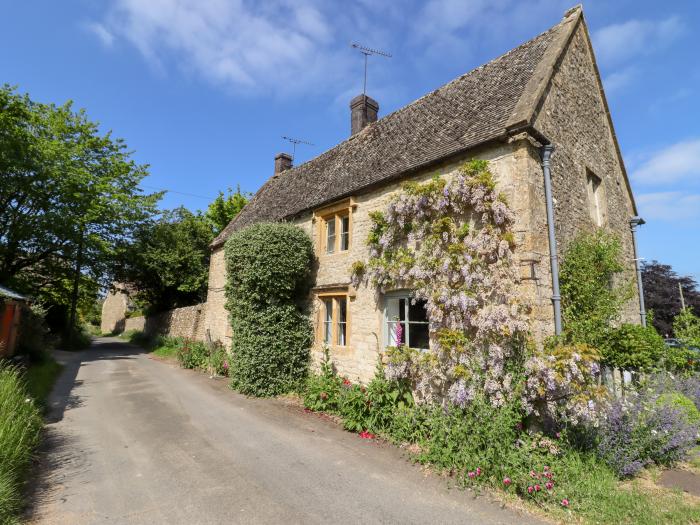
[205,6,642,382]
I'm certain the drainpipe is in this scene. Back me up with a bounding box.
[629,216,647,326]
[541,145,562,336]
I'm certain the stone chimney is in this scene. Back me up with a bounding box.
[350,94,379,135]
[274,152,293,175]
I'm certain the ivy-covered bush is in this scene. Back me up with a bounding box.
[225,222,313,396]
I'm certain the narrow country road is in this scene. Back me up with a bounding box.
[27,337,538,524]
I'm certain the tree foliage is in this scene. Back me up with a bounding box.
[225,223,313,396]
[642,261,700,337]
[604,323,666,372]
[0,85,158,325]
[674,308,700,348]
[204,186,249,235]
[115,207,213,313]
[559,230,633,350]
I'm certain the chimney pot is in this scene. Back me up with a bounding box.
[350,94,379,135]
[274,152,293,175]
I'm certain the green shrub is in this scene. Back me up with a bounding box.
[559,230,632,350]
[208,341,230,376]
[176,339,209,370]
[0,365,43,523]
[225,222,313,396]
[657,392,700,425]
[17,303,52,362]
[303,347,343,412]
[604,323,665,371]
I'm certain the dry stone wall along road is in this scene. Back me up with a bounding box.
[27,337,541,524]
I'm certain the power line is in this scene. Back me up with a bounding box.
[140,185,216,201]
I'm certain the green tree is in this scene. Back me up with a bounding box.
[0,85,159,336]
[115,207,213,313]
[674,308,700,348]
[205,186,249,235]
[559,230,633,350]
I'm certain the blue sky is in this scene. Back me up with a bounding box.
[2,1,699,281]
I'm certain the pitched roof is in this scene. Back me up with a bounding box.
[212,7,582,248]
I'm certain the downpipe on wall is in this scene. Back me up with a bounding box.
[541,145,562,336]
[629,216,647,326]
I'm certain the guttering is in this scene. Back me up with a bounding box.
[541,145,562,336]
[629,216,647,326]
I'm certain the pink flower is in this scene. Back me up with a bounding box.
[546,482,553,490]
[468,471,476,479]
[561,498,569,507]
[544,472,553,479]
[503,477,512,486]
[342,378,351,386]
[359,430,375,439]
[543,465,550,472]
[476,467,482,476]
[534,484,541,492]
[529,470,537,478]
[527,486,534,494]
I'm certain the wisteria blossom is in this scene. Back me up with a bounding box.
[355,160,529,406]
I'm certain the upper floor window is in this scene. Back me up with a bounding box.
[385,293,429,350]
[315,199,355,254]
[322,212,350,254]
[586,170,605,226]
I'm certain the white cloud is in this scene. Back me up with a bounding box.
[632,139,700,185]
[93,0,357,96]
[593,16,683,66]
[603,66,636,94]
[86,22,115,47]
[636,192,700,222]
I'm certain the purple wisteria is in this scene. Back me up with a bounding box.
[358,160,529,406]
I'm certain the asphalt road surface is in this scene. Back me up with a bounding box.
[27,337,538,524]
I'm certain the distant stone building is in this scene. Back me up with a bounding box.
[100,284,132,334]
[201,7,640,382]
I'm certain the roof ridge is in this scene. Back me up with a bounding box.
[506,5,583,131]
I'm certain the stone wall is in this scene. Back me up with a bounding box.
[120,303,208,341]
[531,20,640,324]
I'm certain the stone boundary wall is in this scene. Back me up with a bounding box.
[122,303,208,341]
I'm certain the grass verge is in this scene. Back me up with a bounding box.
[24,357,63,411]
[0,365,43,524]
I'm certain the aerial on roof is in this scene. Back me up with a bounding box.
[212,6,584,248]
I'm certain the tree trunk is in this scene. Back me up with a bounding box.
[67,229,84,348]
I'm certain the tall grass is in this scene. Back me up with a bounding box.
[0,365,42,523]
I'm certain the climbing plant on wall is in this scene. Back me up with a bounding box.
[352,160,529,407]
[225,223,314,396]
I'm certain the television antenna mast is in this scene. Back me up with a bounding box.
[281,136,314,161]
[351,42,392,95]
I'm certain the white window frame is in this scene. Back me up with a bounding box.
[383,291,430,350]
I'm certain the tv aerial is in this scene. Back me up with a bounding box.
[281,136,314,161]
[351,42,392,95]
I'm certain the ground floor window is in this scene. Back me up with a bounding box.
[319,294,349,347]
[385,293,429,349]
